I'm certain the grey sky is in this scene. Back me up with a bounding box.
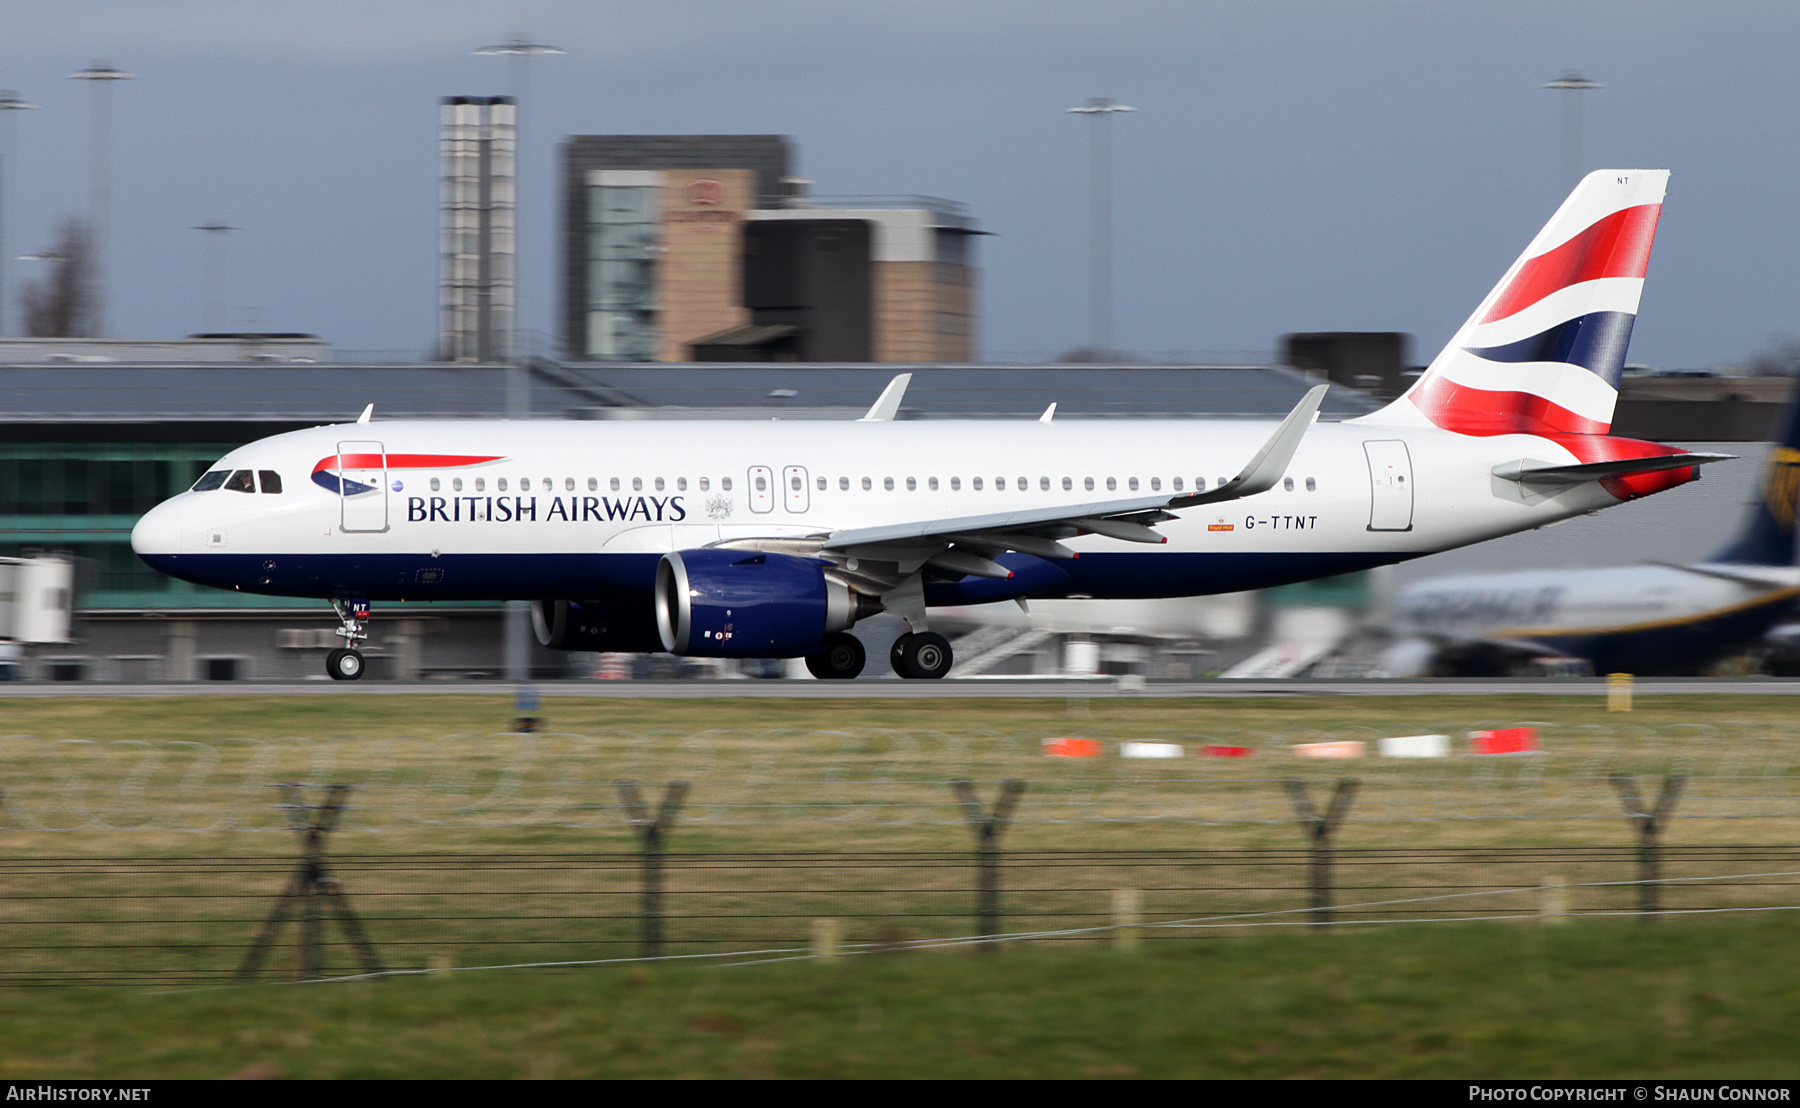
[0,0,1793,368]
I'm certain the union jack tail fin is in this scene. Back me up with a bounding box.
[1371,169,1668,436]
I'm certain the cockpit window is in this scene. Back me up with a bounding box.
[192,470,230,491]
[224,469,256,493]
[258,470,283,494]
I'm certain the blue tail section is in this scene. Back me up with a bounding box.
[1712,395,1800,565]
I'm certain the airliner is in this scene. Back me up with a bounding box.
[1386,391,1800,677]
[131,169,1726,681]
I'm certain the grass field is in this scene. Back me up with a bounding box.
[2,915,1796,1078]
[1,693,1796,853]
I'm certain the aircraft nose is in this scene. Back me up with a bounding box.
[131,499,186,557]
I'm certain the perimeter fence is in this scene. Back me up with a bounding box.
[2,722,1798,830]
[6,836,1798,987]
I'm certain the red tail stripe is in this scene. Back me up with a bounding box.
[1481,204,1661,324]
[1409,376,1609,436]
[312,453,502,474]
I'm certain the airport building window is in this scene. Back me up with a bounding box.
[224,470,255,494]
[585,181,661,361]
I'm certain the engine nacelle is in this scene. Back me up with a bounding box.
[532,595,663,653]
[655,549,872,657]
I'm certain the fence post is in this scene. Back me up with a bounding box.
[951,780,1026,952]
[238,783,383,981]
[616,780,689,959]
[1283,778,1359,928]
[1610,774,1684,921]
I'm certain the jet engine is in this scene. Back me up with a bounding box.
[531,594,663,653]
[655,549,878,657]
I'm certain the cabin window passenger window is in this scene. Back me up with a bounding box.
[721,477,732,491]
[610,477,620,492]
[816,476,825,490]
[973,476,984,491]
[655,477,666,492]
[588,477,598,491]
[631,478,642,491]
[861,477,872,491]
[1283,477,1294,491]
[699,477,710,491]
[1306,477,1316,492]
[950,477,961,491]
[498,478,509,492]
[429,478,440,492]
[1150,477,1160,492]
[1040,477,1050,491]
[475,478,485,492]
[565,478,575,491]
[839,476,849,491]
[225,470,256,493]
[906,477,916,491]
[1128,477,1139,492]
[792,475,803,491]
[258,471,283,494]
[192,470,230,491]
[1173,477,1183,491]
[1216,477,1227,488]
[453,478,463,492]
[1017,476,1027,490]
[677,477,687,492]
[929,477,939,491]
[884,477,894,491]
[1106,477,1117,491]
[754,475,766,491]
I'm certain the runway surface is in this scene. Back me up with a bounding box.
[2,677,1799,698]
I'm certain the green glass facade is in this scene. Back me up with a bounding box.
[0,441,318,610]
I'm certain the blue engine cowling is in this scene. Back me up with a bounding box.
[655,549,867,658]
[532,595,664,653]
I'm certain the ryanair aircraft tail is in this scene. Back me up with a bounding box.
[1712,397,1800,566]
[1367,169,1669,437]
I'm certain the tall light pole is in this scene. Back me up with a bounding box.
[1542,71,1602,195]
[192,219,236,333]
[68,60,134,336]
[1067,97,1134,360]
[475,32,563,684]
[0,90,40,337]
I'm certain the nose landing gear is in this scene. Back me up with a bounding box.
[327,598,370,681]
[890,631,953,680]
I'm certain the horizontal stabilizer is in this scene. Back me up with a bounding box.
[1492,451,1733,485]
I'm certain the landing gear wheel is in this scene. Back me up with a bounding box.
[805,633,866,680]
[891,631,953,680]
[326,648,365,681]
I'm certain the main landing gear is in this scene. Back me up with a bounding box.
[326,598,370,682]
[804,632,867,680]
[891,631,953,680]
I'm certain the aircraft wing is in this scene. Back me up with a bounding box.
[818,384,1330,579]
